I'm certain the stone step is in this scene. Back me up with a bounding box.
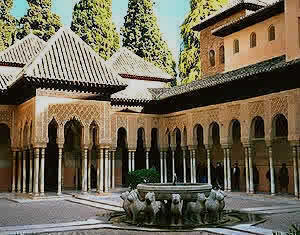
[67,198,123,212]
[75,195,122,208]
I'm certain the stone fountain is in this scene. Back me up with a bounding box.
[119,174,229,227]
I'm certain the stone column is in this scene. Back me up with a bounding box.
[22,149,26,193]
[57,148,63,195]
[108,151,111,190]
[190,150,193,183]
[172,149,175,182]
[227,148,232,192]
[82,149,88,194]
[164,151,167,183]
[88,149,92,192]
[29,149,33,193]
[207,148,211,185]
[146,150,149,170]
[160,151,164,183]
[292,146,298,197]
[128,151,132,172]
[131,151,135,172]
[183,148,186,183]
[248,146,254,193]
[39,148,45,196]
[267,145,275,195]
[97,148,104,193]
[112,150,115,189]
[298,146,300,198]
[33,148,40,196]
[192,150,196,183]
[244,147,250,193]
[12,151,16,193]
[104,148,109,192]
[17,151,22,193]
[223,148,228,191]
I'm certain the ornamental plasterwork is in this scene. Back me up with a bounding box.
[163,114,187,132]
[249,101,264,119]
[0,109,13,127]
[137,117,145,128]
[116,115,128,130]
[206,108,219,124]
[227,104,240,120]
[191,111,206,127]
[270,96,288,119]
[36,88,98,99]
[152,118,159,128]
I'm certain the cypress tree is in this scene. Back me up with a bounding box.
[0,0,17,51]
[17,0,62,41]
[179,0,227,84]
[71,0,120,60]
[122,0,177,80]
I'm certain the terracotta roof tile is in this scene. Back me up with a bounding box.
[106,47,173,81]
[0,74,14,92]
[0,34,45,66]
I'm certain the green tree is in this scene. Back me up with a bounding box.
[17,0,62,41]
[0,0,17,51]
[122,0,177,81]
[71,0,120,60]
[179,0,227,85]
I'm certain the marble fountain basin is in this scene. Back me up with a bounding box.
[137,183,212,201]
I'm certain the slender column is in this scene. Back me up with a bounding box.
[172,149,175,181]
[227,148,232,192]
[298,146,300,198]
[22,150,26,193]
[57,148,63,195]
[223,148,228,191]
[82,149,88,194]
[160,151,164,183]
[29,149,33,193]
[12,151,16,193]
[268,145,275,195]
[88,149,92,191]
[17,151,22,193]
[248,147,254,193]
[39,148,45,196]
[108,151,111,189]
[98,148,104,193]
[104,148,109,192]
[33,148,40,196]
[96,150,100,193]
[190,150,193,183]
[146,151,149,170]
[244,147,249,193]
[128,151,132,172]
[164,151,167,183]
[112,151,115,189]
[183,149,186,183]
[292,146,298,197]
[207,148,211,185]
[131,151,135,172]
[193,150,196,183]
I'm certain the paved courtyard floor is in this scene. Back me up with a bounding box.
[0,190,299,234]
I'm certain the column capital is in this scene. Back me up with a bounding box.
[289,140,300,147]
[187,145,196,150]
[205,144,212,150]
[221,144,231,149]
[265,140,272,148]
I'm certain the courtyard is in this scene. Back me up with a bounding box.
[0,190,299,234]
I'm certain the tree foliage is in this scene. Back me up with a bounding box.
[122,0,177,81]
[179,0,227,85]
[17,0,62,41]
[71,0,120,60]
[0,0,16,51]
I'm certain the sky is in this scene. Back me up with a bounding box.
[11,0,190,63]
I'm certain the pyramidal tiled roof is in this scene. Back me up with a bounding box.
[0,74,14,93]
[11,27,126,91]
[106,47,173,82]
[0,34,45,66]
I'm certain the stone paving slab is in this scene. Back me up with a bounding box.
[239,205,300,212]
[67,198,123,212]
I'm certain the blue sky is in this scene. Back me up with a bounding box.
[11,0,190,62]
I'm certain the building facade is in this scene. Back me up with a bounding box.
[0,0,300,198]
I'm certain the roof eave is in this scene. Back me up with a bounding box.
[192,3,264,32]
[212,1,284,37]
[119,73,173,83]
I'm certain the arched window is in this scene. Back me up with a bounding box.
[219,46,225,64]
[268,25,275,41]
[209,50,215,66]
[250,32,256,48]
[233,39,239,54]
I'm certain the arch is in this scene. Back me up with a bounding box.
[136,127,146,170]
[89,121,100,147]
[0,123,11,191]
[250,32,257,48]
[116,127,128,186]
[233,39,239,54]
[219,46,225,64]
[193,124,204,146]
[272,113,288,139]
[149,128,160,169]
[173,128,181,147]
[250,116,265,140]
[228,119,241,144]
[209,122,220,145]
[23,122,29,148]
[182,127,187,147]
[268,25,275,41]
[209,50,216,66]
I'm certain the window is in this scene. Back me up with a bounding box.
[209,50,215,66]
[268,25,275,41]
[250,32,256,48]
[219,46,225,64]
[233,39,239,54]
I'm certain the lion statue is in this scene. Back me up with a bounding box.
[170,194,183,225]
